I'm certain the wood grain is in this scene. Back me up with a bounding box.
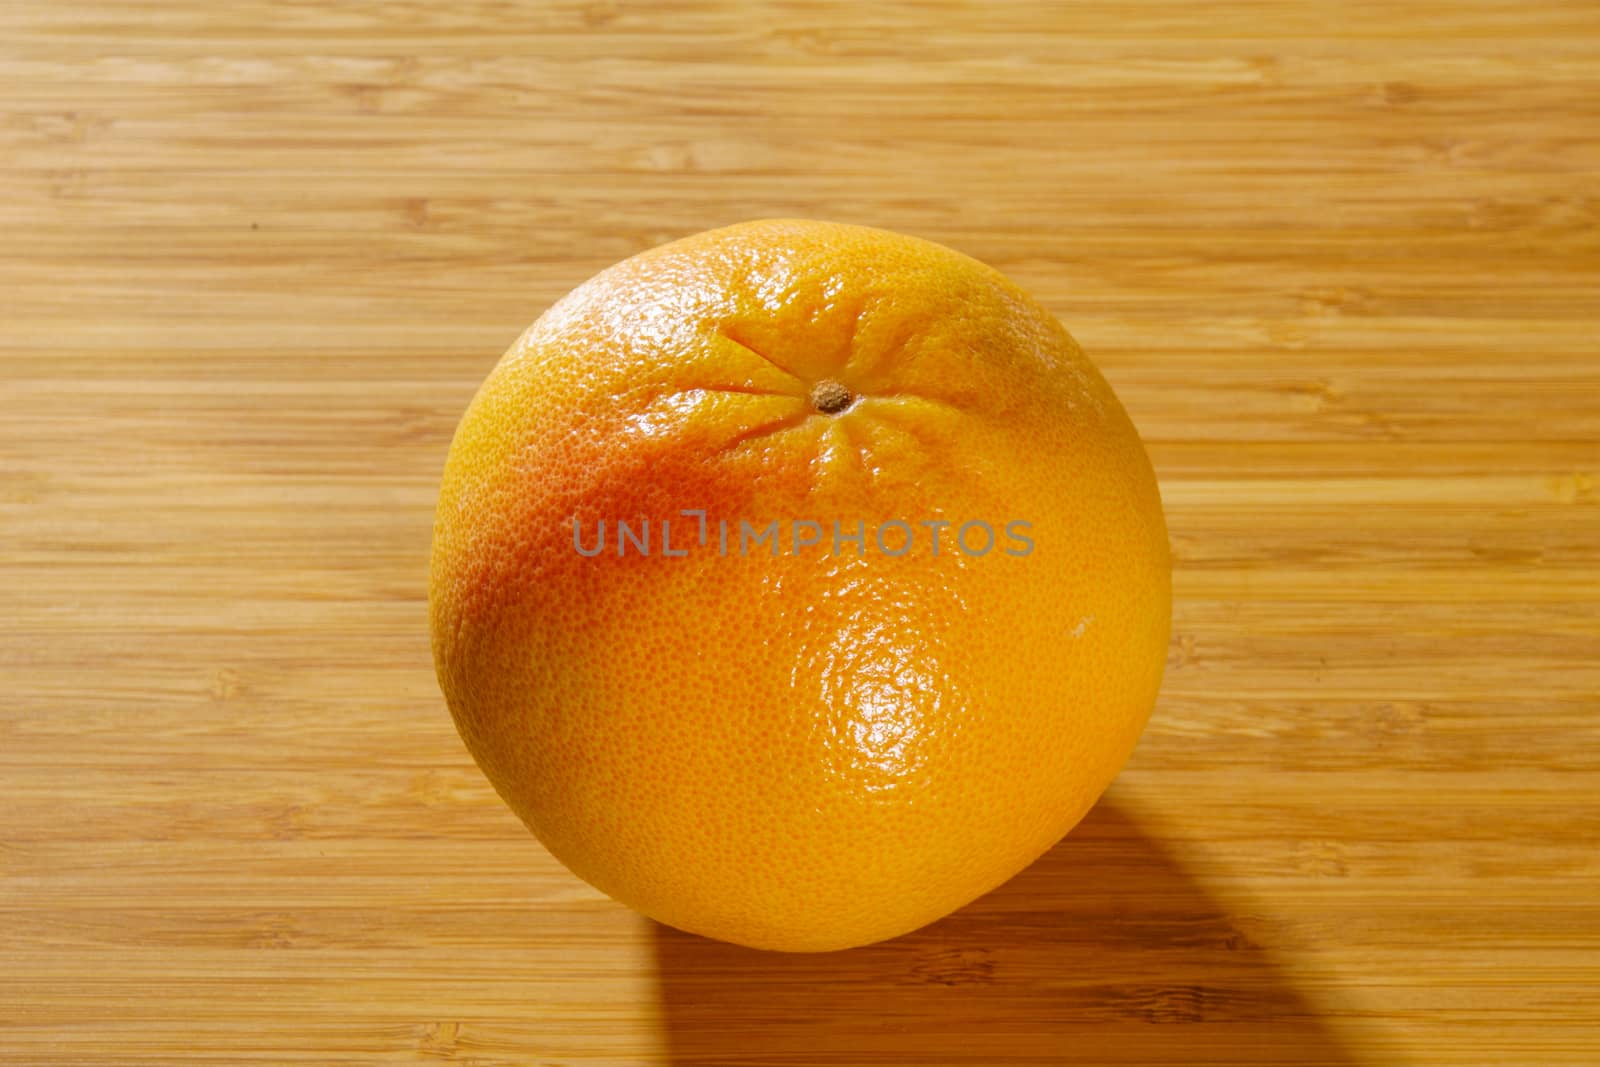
[2,2,1597,1063]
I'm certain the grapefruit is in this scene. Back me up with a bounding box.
[430,219,1170,951]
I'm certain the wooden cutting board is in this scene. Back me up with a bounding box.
[3,3,1596,1064]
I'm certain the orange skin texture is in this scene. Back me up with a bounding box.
[430,220,1171,952]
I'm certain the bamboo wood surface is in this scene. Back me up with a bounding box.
[3,2,1598,1064]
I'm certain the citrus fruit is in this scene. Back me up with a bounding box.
[430,219,1171,952]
